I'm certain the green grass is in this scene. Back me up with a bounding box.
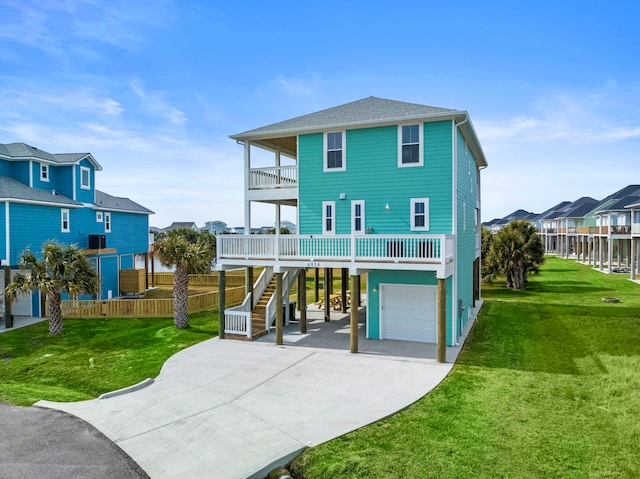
[0,310,219,406]
[281,257,640,479]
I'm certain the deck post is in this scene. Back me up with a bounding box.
[350,274,359,353]
[218,270,225,339]
[437,278,446,363]
[341,268,348,313]
[246,267,253,301]
[631,238,636,280]
[276,272,283,345]
[4,265,13,328]
[300,269,307,333]
[324,268,330,322]
[314,268,319,303]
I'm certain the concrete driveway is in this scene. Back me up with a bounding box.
[37,308,468,479]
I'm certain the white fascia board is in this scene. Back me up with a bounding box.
[1,198,82,208]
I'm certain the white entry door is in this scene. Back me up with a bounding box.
[381,284,437,342]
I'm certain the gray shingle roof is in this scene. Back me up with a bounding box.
[0,142,102,170]
[231,96,460,139]
[0,176,80,206]
[95,190,154,215]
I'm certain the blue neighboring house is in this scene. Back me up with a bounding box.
[217,97,488,355]
[0,142,153,316]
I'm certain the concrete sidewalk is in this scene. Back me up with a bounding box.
[37,307,470,479]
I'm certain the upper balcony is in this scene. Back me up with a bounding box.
[247,165,298,203]
[217,233,455,278]
[633,223,640,236]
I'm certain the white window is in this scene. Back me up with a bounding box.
[96,211,103,223]
[80,166,91,189]
[322,201,335,234]
[324,131,345,171]
[410,198,429,231]
[61,209,70,232]
[40,163,49,182]
[398,124,423,167]
[104,212,111,233]
[352,200,365,234]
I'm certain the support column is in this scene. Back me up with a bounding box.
[357,275,362,306]
[324,268,330,322]
[341,268,348,313]
[218,270,225,339]
[350,274,358,353]
[4,265,13,328]
[300,269,307,333]
[599,237,605,271]
[246,267,253,302]
[437,278,447,363]
[631,238,636,280]
[144,253,149,290]
[275,272,283,345]
[608,237,613,273]
[314,267,319,303]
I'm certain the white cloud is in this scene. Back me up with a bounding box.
[264,73,321,97]
[475,82,640,146]
[130,81,187,125]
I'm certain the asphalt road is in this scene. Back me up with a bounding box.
[0,403,149,479]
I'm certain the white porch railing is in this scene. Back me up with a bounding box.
[224,292,252,339]
[249,165,297,189]
[218,234,453,267]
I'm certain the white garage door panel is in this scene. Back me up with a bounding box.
[381,284,436,343]
[9,270,33,316]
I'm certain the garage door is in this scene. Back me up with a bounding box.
[9,270,33,316]
[381,284,437,342]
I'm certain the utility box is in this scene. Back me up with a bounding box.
[89,234,106,249]
[119,269,146,296]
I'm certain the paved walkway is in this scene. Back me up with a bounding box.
[0,315,46,333]
[36,305,475,479]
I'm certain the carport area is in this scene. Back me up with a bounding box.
[259,304,464,363]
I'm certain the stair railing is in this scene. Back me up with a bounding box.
[224,292,253,339]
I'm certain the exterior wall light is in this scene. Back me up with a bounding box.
[385,203,390,210]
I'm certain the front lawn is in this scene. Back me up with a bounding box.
[281,257,640,478]
[0,310,219,406]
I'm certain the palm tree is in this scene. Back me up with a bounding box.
[152,228,216,328]
[5,242,99,335]
[485,220,544,289]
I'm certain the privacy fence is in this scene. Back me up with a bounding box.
[47,285,246,319]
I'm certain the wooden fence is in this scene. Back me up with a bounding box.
[148,272,246,287]
[47,286,246,319]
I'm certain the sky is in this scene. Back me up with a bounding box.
[1,0,639,228]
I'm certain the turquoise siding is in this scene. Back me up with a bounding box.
[31,161,49,190]
[298,121,453,235]
[99,255,119,299]
[0,160,12,176]
[75,159,95,203]
[366,270,454,345]
[51,165,74,199]
[13,162,29,186]
[455,128,479,335]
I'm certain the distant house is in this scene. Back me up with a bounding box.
[201,220,229,234]
[161,221,199,232]
[494,184,640,280]
[217,96,488,356]
[0,142,153,315]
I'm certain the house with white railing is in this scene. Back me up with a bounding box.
[215,97,488,361]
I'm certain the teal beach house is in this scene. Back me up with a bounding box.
[217,97,487,358]
[0,142,153,316]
